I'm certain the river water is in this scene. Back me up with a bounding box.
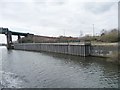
[0,46,119,88]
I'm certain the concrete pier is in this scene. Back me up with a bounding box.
[6,30,13,49]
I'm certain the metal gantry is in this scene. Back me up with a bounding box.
[0,27,34,49]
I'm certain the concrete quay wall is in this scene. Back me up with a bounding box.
[14,43,118,57]
[91,44,118,57]
[14,43,91,56]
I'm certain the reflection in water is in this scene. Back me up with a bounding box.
[0,47,119,88]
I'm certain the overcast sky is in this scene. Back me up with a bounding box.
[0,0,119,43]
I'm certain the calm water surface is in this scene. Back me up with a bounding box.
[0,46,119,88]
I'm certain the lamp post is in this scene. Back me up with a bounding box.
[93,24,95,37]
[64,30,65,37]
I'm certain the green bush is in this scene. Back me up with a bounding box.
[99,29,118,42]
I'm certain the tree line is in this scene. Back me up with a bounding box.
[18,28,119,43]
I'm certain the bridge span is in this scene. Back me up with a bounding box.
[0,27,34,49]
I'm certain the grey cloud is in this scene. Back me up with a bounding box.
[30,0,66,6]
[84,2,114,14]
[0,0,118,39]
